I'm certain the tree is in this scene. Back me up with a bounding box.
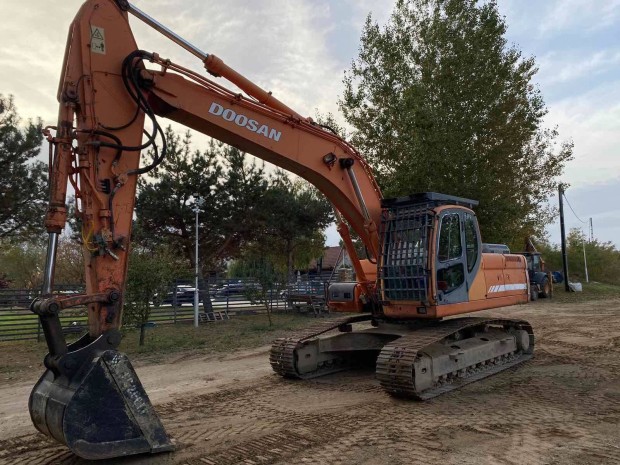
[340,0,572,244]
[0,235,83,289]
[256,173,332,281]
[123,246,184,345]
[0,241,45,288]
[54,237,85,284]
[135,127,269,274]
[0,95,47,241]
[230,254,287,327]
[228,177,332,324]
[538,230,620,286]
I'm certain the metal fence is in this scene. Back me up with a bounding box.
[0,277,330,342]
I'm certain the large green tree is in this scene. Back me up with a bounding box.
[0,241,45,288]
[0,237,84,288]
[256,173,332,280]
[340,0,572,244]
[0,95,46,241]
[135,127,269,273]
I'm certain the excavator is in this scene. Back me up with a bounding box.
[30,0,534,460]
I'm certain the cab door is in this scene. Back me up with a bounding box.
[434,208,482,305]
[462,211,482,295]
[435,210,468,304]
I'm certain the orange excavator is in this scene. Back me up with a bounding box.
[31,0,534,460]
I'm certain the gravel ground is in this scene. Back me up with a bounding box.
[1,298,620,465]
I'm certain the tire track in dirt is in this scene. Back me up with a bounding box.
[3,300,620,464]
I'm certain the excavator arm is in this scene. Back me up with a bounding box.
[39,0,382,336]
[30,0,382,459]
[145,57,382,268]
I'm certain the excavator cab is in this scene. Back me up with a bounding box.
[379,192,481,312]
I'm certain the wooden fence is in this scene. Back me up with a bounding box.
[0,278,327,342]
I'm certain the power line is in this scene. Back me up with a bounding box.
[562,194,587,224]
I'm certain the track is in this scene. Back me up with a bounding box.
[2,299,620,464]
[376,317,534,399]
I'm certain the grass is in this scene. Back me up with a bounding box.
[0,312,318,383]
[122,312,314,357]
[549,281,620,304]
[4,282,618,382]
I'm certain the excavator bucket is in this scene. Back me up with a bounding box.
[29,332,173,460]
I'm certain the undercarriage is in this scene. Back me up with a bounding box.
[270,315,534,399]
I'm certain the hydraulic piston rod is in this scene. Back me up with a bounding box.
[124,2,209,61]
[42,232,59,295]
[121,1,302,117]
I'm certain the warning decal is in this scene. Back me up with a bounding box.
[90,26,106,55]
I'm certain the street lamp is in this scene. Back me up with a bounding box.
[193,195,206,328]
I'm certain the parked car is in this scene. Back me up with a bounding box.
[156,285,196,306]
[280,281,325,300]
[214,281,261,298]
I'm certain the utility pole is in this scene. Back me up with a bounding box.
[582,233,589,283]
[559,186,570,292]
[193,196,205,327]
[589,217,593,242]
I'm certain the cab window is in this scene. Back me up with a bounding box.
[437,264,465,293]
[464,213,478,272]
[438,214,462,262]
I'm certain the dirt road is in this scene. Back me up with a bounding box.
[2,299,620,465]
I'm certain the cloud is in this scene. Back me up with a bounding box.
[544,79,620,186]
[537,49,620,85]
[537,0,620,35]
[545,178,620,247]
[0,2,79,122]
[128,0,344,119]
[2,0,618,249]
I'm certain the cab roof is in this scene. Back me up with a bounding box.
[381,192,479,209]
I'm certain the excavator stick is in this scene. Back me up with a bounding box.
[29,299,173,460]
[29,0,177,458]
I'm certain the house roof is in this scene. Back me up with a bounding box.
[322,246,343,269]
[309,246,344,270]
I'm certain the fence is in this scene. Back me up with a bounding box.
[0,277,330,342]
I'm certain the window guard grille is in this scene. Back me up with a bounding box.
[378,201,434,302]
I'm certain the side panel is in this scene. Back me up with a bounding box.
[467,266,488,301]
[487,254,529,299]
[433,253,528,317]
[482,253,507,298]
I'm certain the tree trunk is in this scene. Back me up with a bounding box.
[198,274,213,314]
[264,301,273,327]
[139,323,146,346]
[287,239,294,283]
[140,304,151,346]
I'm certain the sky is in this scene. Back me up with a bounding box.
[1,0,618,248]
